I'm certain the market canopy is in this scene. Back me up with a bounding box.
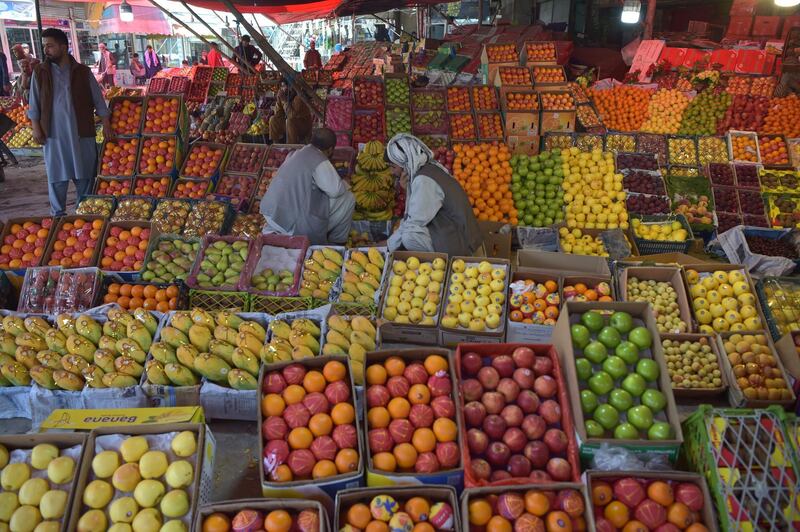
[97,4,172,35]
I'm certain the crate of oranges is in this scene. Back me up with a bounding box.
[335,486,460,532]
[727,131,761,164]
[533,66,567,87]
[98,278,185,311]
[98,221,154,274]
[198,499,330,532]
[496,66,533,88]
[539,91,577,134]
[501,89,541,137]
[522,41,558,64]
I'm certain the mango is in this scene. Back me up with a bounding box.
[228,369,257,390]
[350,330,376,351]
[239,322,266,343]
[139,451,168,479]
[83,480,113,508]
[114,356,144,378]
[35,351,61,369]
[208,340,234,365]
[133,309,159,336]
[39,490,67,519]
[131,508,162,532]
[133,479,165,508]
[75,316,102,345]
[23,317,50,339]
[292,346,315,360]
[18,478,48,506]
[29,366,56,390]
[1,361,30,386]
[0,492,19,521]
[170,431,196,457]
[169,312,193,334]
[30,443,58,470]
[12,347,36,370]
[81,365,106,388]
[145,360,170,386]
[160,327,189,349]
[1,462,29,490]
[193,354,230,382]
[214,311,243,330]
[150,342,177,365]
[77,509,107,532]
[292,319,320,336]
[322,344,346,356]
[92,450,119,478]
[10,505,41,532]
[190,309,215,329]
[53,370,84,391]
[109,497,138,523]
[102,320,127,341]
[116,338,147,364]
[46,456,74,484]
[0,333,16,356]
[15,333,46,352]
[188,325,211,352]
[43,329,67,355]
[61,354,89,374]
[65,335,94,361]
[175,345,198,368]
[107,309,134,327]
[164,364,198,386]
[289,331,320,354]
[102,373,137,388]
[0,443,7,468]
[54,314,76,336]
[269,320,291,340]
[236,332,261,354]
[231,348,258,375]
[98,336,119,355]
[120,436,149,462]
[159,489,189,518]
[1,316,24,337]
[112,462,141,492]
[326,330,350,350]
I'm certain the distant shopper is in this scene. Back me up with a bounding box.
[28,28,110,216]
[182,59,189,67]
[129,53,146,85]
[206,42,224,67]
[234,35,262,67]
[277,79,311,144]
[98,42,116,87]
[12,44,39,103]
[269,79,288,143]
[303,40,322,70]
[260,128,354,245]
[144,45,161,78]
[200,50,208,65]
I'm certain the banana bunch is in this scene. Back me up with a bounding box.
[323,316,377,384]
[0,308,157,391]
[147,309,265,390]
[263,318,322,362]
[300,247,343,300]
[340,248,386,306]
[356,140,388,171]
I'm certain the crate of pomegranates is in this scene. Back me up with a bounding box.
[196,499,329,532]
[456,344,581,488]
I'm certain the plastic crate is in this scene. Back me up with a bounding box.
[76,195,117,217]
[630,213,694,255]
[94,275,189,310]
[248,295,310,315]
[757,276,800,341]
[331,301,377,318]
[188,288,249,311]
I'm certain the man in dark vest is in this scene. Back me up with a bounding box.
[260,128,355,245]
[28,28,111,216]
[386,134,484,256]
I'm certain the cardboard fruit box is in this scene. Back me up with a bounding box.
[659,333,729,399]
[361,348,464,489]
[194,498,329,532]
[618,266,695,334]
[335,485,460,532]
[551,301,684,463]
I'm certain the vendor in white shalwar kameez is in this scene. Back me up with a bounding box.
[28,28,110,216]
[260,128,355,245]
[386,134,484,256]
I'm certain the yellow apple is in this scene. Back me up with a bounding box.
[408,308,423,323]
[485,313,501,329]
[406,257,420,270]
[478,261,492,274]
[392,261,407,275]
[433,258,447,271]
[468,318,486,332]
[442,316,458,329]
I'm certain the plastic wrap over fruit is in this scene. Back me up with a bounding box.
[590,444,672,471]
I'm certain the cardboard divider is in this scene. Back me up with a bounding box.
[516,249,611,277]
[618,266,695,334]
[335,485,460,532]
[455,343,582,488]
[195,498,330,532]
[362,348,463,489]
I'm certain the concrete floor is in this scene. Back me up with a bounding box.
[0,157,61,219]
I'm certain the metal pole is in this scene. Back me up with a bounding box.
[644,0,656,39]
[33,0,43,56]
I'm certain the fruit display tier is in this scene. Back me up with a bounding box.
[682,406,800,531]
[242,233,309,297]
[224,143,268,175]
[629,214,694,255]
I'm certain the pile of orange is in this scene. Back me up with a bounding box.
[761,94,800,137]
[446,87,470,112]
[472,86,499,110]
[590,85,653,131]
[452,142,517,224]
[102,282,180,311]
[486,43,518,62]
[202,508,320,532]
[344,496,451,532]
[469,488,587,531]
[731,135,759,162]
[758,136,790,165]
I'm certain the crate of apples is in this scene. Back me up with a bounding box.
[266,146,299,168]
[95,177,132,196]
[466,485,590,532]
[486,43,519,62]
[499,67,532,87]
[338,489,458,532]
[446,87,470,112]
[354,78,384,109]
[138,137,178,176]
[364,352,461,476]
[684,267,762,335]
[525,41,557,62]
[449,114,476,141]
[354,111,385,144]
[729,133,760,163]
[143,96,181,134]
[201,503,324,532]
[226,143,268,174]
[172,178,210,199]
[45,217,105,267]
[133,176,171,198]
[109,97,143,136]
[458,345,580,485]
[181,143,225,179]
[758,136,790,166]
[0,217,53,269]
[99,138,139,177]
[720,332,795,406]
[260,358,362,485]
[99,223,151,272]
[215,174,256,200]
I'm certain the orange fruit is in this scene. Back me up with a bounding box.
[384,356,406,377]
[261,394,285,417]
[108,283,121,295]
[347,504,372,528]
[405,497,431,523]
[647,481,674,506]
[591,481,613,506]
[387,397,411,419]
[432,418,457,442]
[366,522,389,532]
[271,464,293,482]
[408,384,430,405]
[545,511,572,532]
[142,285,158,300]
[604,501,630,528]
[622,521,648,532]
[303,371,326,393]
[283,384,306,405]
[468,499,493,526]
[331,403,355,425]
[413,524,435,532]
[166,285,179,299]
[486,515,512,532]
[686,524,709,532]
[367,407,391,428]
[525,491,550,516]
[667,502,693,529]
[119,284,132,297]
[393,443,418,469]
[335,448,359,473]
[309,413,333,436]
[202,513,231,532]
[373,452,397,472]
[312,459,337,479]
[288,427,313,449]
[366,365,388,385]
[411,428,436,453]
[264,510,292,532]
[131,285,144,299]
[424,354,448,375]
[323,360,346,382]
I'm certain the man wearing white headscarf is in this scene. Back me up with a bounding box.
[386,134,483,256]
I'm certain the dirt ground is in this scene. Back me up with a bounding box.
[0,156,71,219]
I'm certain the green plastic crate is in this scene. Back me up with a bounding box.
[188,289,249,311]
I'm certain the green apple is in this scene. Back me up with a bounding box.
[614,422,639,439]
[598,326,622,349]
[580,390,598,414]
[571,324,591,349]
[615,341,640,365]
[610,311,634,334]
[628,326,652,349]
[588,371,614,396]
[593,404,620,430]
[636,359,660,382]
[585,420,605,437]
[642,389,667,413]
[584,341,608,364]
[627,405,654,431]
[575,358,592,381]
[648,421,673,440]
[608,388,634,411]
[581,311,605,333]
[621,373,647,397]
[602,356,628,380]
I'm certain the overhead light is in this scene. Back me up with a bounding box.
[775,0,800,6]
[119,0,134,22]
[621,0,641,23]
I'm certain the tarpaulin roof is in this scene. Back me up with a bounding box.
[98,4,172,35]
